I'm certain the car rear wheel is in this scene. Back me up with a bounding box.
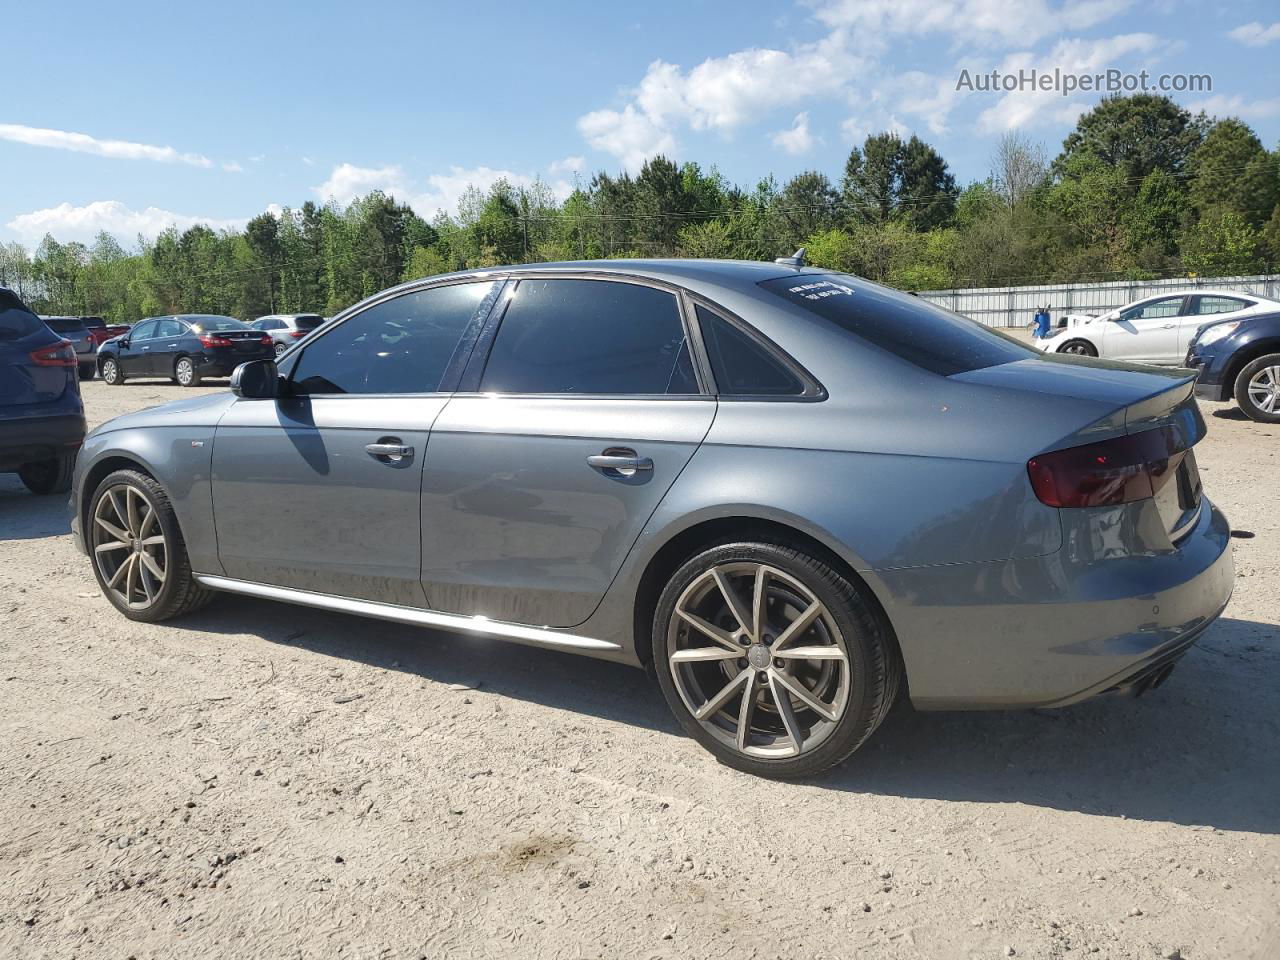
[18,452,76,495]
[88,469,213,622]
[652,541,901,778]
[1234,353,1280,423]
[1059,339,1097,357]
[274,342,287,357]
[78,363,95,381]
[101,357,124,385]
[175,356,201,387]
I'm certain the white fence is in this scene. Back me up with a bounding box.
[916,275,1280,328]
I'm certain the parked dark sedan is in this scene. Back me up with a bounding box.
[41,316,97,380]
[1,288,86,494]
[98,315,275,387]
[1185,310,1280,422]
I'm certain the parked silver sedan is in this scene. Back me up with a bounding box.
[70,260,1234,777]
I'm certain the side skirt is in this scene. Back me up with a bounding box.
[194,574,621,652]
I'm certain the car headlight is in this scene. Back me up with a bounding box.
[1195,320,1241,348]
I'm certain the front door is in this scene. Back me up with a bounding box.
[1104,296,1186,363]
[117,319,159,376]
[210,280,500,604]
[150,318,184,377]
[419,276,715,627]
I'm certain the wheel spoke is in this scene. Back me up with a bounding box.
[139,549,165,582]
[126,488,142,537]
[94,540,130,554]
[736,671,759,752]
[675,609,740,652]
[125,551,139,602]
[774,644,847,661]
[670,646,742,663]
[138,505,156,538]
[770,600,824,652]
[107,489,127,528]
[693,669,750,721]
[711,567,753,638]
[140,534,166,547]
[139,563,156,602]
[94,516,129,543]
[768,671,804,756]
[106,552,134,590]
[750,565,768,643]
[770,668,840,723]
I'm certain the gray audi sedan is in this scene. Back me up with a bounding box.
[70,260,1234,777]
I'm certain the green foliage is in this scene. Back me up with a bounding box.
[13,100,1280,319]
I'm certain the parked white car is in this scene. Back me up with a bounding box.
[1036,290,1280,364]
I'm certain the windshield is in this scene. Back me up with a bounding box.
[758,274,1036,376]
[0,304,42,340]
[187,316,246,332]
[293,315,324,331]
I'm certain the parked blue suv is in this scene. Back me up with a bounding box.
[1185,310,1280,422]
[0,288,86,494]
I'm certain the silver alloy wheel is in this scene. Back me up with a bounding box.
[667,562,851,759]
[102,358,119,383]
[274,342,286,357]
[92,484,168,610]
[176,358,194,385]
[1247,364,1280,414]
[1062,342,1092,355]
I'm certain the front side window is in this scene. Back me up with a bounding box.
[697,305,804,396]
[479,278,698,395]
[130,320,159,340]
[1121,297,1184,321]
[291,281,497,395]
[1195,296,1247,316]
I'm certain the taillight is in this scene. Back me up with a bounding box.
[199,334,234,347]
[261,334,275,345]
[289,330,307,338]
[29,339,78,367]
[1027,427,1184,508]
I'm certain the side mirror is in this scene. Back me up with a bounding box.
[231,359,280,399]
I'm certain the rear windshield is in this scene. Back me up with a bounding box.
[0,291,42,340]
[43,316,88,334]
[186,316,246,332]
[759,274,1035,376]
[293,315,323,331]
[82,316,106,329]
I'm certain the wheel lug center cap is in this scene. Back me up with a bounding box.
[747,644,771,670]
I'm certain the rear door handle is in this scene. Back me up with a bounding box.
[587,449,653,476]
[366,441,414,461]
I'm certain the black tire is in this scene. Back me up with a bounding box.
[78,363,95,381]
[175,356,201,387]
[1233,352,1280,424]
[87,469,214,622]
[652,541,901,779]
[18,452,76,495]
[100,356,124,385]
[1059,339,1098,357]
[274,342,287,358]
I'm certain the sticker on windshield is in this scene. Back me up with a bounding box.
[785,280,855,301]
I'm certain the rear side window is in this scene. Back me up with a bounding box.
[1194,296,1246,316]
[697,305,804,396]
[480,278,698,395]
[759,274,1034,376]
[0,290,41,340]
[44,317,86,334]
[292,281,497,395]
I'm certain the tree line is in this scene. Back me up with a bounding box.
[2,93,1278,325]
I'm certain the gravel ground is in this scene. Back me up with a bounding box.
[1,375,1277,960]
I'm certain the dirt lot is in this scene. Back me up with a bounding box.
[2,376,1277,960]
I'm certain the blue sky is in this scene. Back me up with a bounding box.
[4,0,1279,248]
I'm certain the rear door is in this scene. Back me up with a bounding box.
[1104,296,1186,362]
[420,276,715,627]
[210,280,500,604]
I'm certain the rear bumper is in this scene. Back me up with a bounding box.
[0,413,87,471]
[197,349,273,375]
[881,495,1234,710]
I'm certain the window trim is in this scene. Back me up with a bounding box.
[456,272,714,401]
[278,276,506,399]
[686,294,826,403]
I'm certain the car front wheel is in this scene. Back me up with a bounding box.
[87,469,213,621]
[1059,339,1098,357]
[1234,352,1280,423]
[652,541,901,778]
[101,357,124,385]
[175,356,201,387]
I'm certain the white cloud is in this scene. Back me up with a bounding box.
[1188,94,1280,121]
[1227,21,1280,47]
[222,161,244,173]
[313,163,573,219]
[578,104,677,172]
[548,155,585,175]
[805,0,1132,48]
[0,123,212,167]
[5,200,248,246]
[771,112,816,154]
[976,33,1165,133]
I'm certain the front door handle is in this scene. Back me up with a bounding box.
[587,449,653,477]
[366,441,413,462]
